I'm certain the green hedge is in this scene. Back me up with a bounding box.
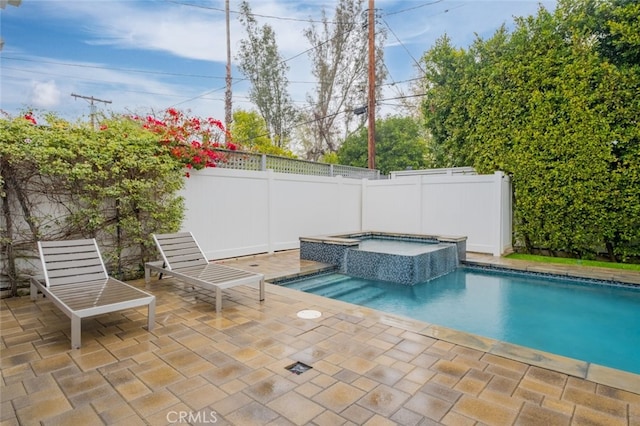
[421,0,640,261]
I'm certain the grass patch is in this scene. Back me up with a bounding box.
[506,253,640,271]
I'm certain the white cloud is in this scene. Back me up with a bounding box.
[39,0,319,64]
[30,80,61,108]
[1,0,557,122]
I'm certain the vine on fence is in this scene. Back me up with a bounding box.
[0,108,236,296]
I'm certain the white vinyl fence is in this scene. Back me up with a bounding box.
[181,168,512,259]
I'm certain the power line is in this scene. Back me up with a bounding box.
[2,6,406,105]
[234,108,350,145]
[171,6,365,109]
[164,0,344,24]
[168,85,229,108]
[381,61,409,102]
[233,89,432,145]
[3,1,440,117]
[382,17,426,75]
[232,91,429,145]
[381,77,424,87]
[2,0,458,87]
[2,68,350,110]
[2,62,333,87]
[383,0,446,17]
[168,0,450,24]
[278,15,363,65]
[381,2,466,75]
[382,93,428,101]
[3,64,425,115]
[1,56,221,79]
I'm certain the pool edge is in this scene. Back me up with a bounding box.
[267,272,640,396]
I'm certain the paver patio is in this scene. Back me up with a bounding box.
[1,250,639,425]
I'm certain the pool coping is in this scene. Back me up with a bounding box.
[267,262,640,395]
[464,258,640,287]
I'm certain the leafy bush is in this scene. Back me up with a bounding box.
[0,109,234,295]
[420,0,640,261]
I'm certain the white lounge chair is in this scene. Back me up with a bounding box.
[145,232,265,312]
[30,239,156,349]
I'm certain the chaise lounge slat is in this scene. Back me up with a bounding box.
[145,232,265,312]
[31,239,155,349]
[46,266,107,280]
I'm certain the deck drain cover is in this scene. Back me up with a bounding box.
[285,361,313,375]
[297,309,321,319]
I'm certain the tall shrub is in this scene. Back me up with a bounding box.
[420,0,639,260]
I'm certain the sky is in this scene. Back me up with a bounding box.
[0,0,556,125]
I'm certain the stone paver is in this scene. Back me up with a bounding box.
[1,249,639,425]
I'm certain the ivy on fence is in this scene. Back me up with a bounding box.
[0,109,236,296]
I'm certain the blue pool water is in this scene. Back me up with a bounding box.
[280,268,640,374]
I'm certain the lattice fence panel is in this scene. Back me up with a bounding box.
[212,149,379,179]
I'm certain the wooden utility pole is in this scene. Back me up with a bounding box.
[70,93,111,129]
[367,0,376,169]
[224,0,232,142]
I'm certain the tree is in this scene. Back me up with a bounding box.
[302,0,387,160]
[559,0,640,66]
[421,34,477,167]
[420,0,640,260]
[236,1,297,149]
[554,0,640,260]
[337,116,431,175]
[230,109,296,157]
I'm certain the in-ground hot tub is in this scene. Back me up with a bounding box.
[299,232,466,285]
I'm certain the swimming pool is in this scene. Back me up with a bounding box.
[279,267,640,374]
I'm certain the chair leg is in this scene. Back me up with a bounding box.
[147,298,156,331]
[30,278,39,301]
[216,288,222,312]
[71,315,81,349]
[259,279,265,301]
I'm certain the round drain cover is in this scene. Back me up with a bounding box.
[297,309,322,319]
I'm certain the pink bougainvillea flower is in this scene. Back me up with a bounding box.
[136,108,239,177]
[24,113,37,125]
[207,117,224,130]
[190,117,201,130]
